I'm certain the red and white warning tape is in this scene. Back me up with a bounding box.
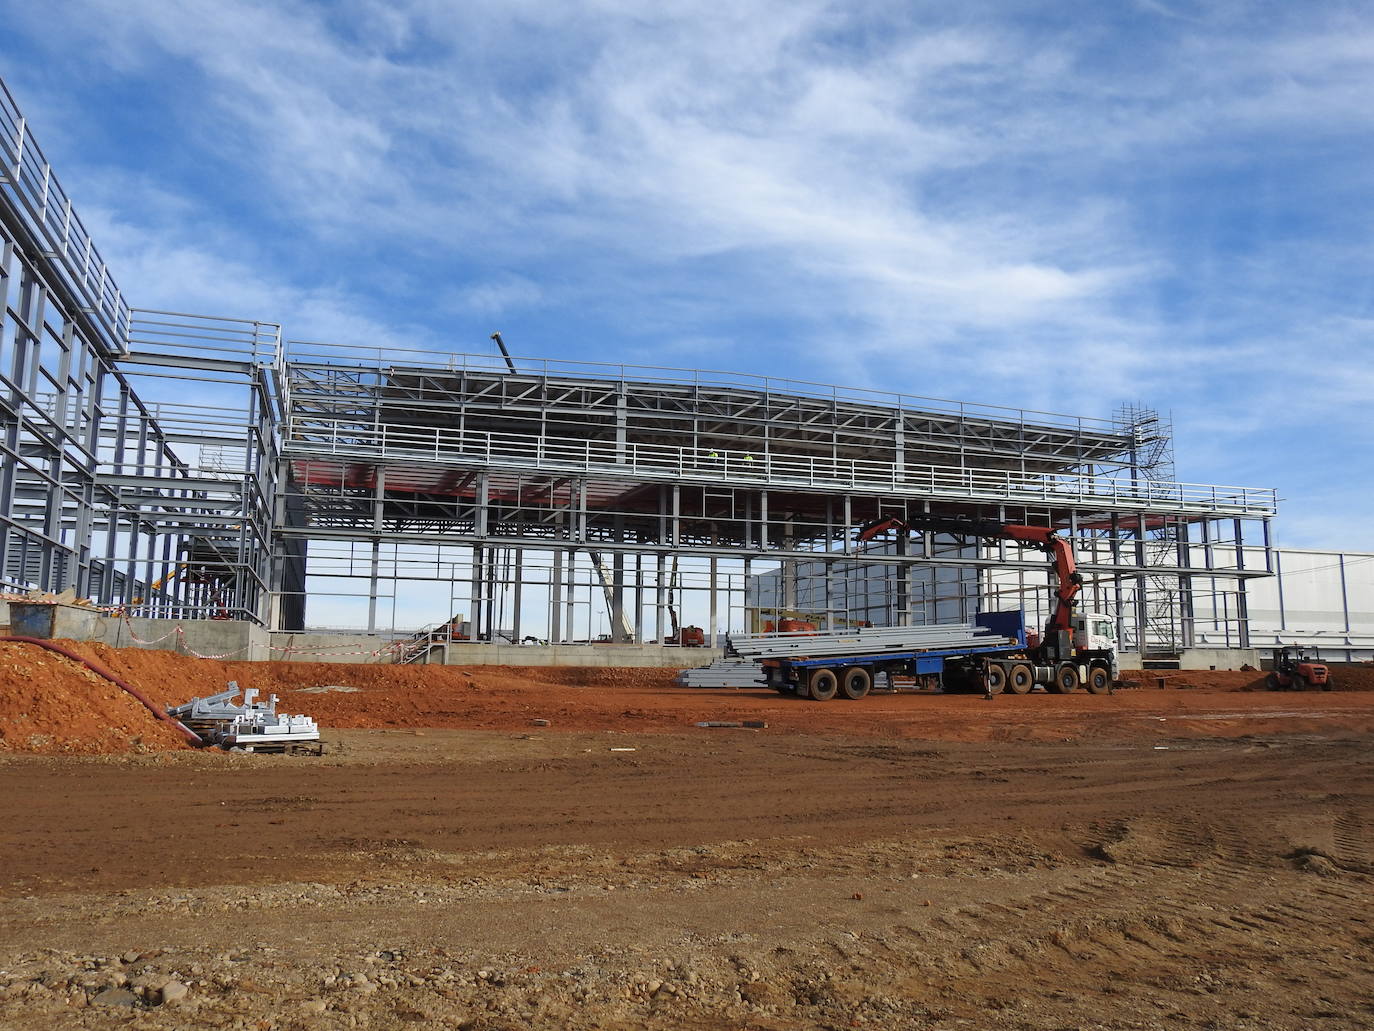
[118,616,406,661]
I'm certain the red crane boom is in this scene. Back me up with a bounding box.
[856,515,1083,635]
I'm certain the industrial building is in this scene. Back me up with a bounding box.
[2,77,1366,664]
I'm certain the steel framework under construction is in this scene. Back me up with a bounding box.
[0,76,1279,655]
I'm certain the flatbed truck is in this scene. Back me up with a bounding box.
[728,512,1122,701]
[737,610,1118,699]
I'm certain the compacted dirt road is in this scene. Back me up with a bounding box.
[3,724,1373,1028]
[2,644,1373,1028]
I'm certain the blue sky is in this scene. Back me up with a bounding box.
[3,0,1372,552]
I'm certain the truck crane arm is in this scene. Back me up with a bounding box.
[856,514,1083,635]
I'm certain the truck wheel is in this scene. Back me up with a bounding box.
[982,664,1006,695]
[1265,673,1281,691]
[1050,664,1080,693]
[809,668,838,701]
[1086,666,1111,694]
[1323,676,1334,692]
[1006,663,1034,695]
[839,666,872,700]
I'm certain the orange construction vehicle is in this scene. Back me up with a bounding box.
[1266,647,1332,691]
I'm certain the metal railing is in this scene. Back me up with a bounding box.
[284,339,1130,440]
[284,418,1279,516]
[128,309,283,367]
[0,78,131,356]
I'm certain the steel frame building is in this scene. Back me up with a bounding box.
[0,78,1281,654]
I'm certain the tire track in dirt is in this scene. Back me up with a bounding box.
[1332,805,1373,874]
[883,804,1365,997]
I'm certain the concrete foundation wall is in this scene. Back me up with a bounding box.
[1117,648,1261,671]
[98,616,270,662]
[424,643,720,668]
[6,604,270,661]
[8,602,103,641]
[1178,648,1261,671]
[3,605,712,669]
[268,633,402,663]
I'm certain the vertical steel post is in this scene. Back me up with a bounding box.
[550,543,564,644]
[512,547,524,643]
[1232,518,1250,649]
[708,555,718,645]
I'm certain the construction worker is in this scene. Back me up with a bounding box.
[743,453,755,468]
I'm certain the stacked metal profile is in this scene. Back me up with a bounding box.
[726,622,1017,660]
[676,660,767,689]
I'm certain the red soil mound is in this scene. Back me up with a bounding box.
[0,641,682,754]
[0,641,188,754]
[2,638,1373,754]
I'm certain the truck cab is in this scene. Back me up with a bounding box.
[1071,611,1119,678]
[1073,612,1117,652]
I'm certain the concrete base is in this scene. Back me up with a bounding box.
[2,608,714,669]
[428,643,720,668]
[1117,649,1262,671]
[5,604,270,661]
[9,602,104,642]
[268,633,402,663]
[100,617,270,661]
[1178,647,1261,671]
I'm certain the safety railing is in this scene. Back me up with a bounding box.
[0,78,131,356]
[283,418,1279,516]
[283,339,1129,440]
[127,309,283,368]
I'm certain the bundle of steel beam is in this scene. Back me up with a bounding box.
[675,660,767,689]
[726,622,1016,660]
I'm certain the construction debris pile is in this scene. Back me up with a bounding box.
[2,587,100,607]
[168,682,321,753]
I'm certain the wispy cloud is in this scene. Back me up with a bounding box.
[3,0,1372,547]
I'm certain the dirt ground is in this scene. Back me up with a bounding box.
[1,643,1373,1029]
[4,638,1374,755]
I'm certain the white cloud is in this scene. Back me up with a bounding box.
[5,0,1374,549]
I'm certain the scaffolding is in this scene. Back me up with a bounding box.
[0,76,1278,653]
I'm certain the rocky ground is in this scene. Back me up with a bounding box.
[2,722,1372,1030]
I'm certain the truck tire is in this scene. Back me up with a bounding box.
[1050,664,1080,693]
[1006,663,1034,695]
[982,664,1006,695]
[1265,672,1281,691]
[839,666,872,700]
[1086,665,1111,694]
[809,668,838,701]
